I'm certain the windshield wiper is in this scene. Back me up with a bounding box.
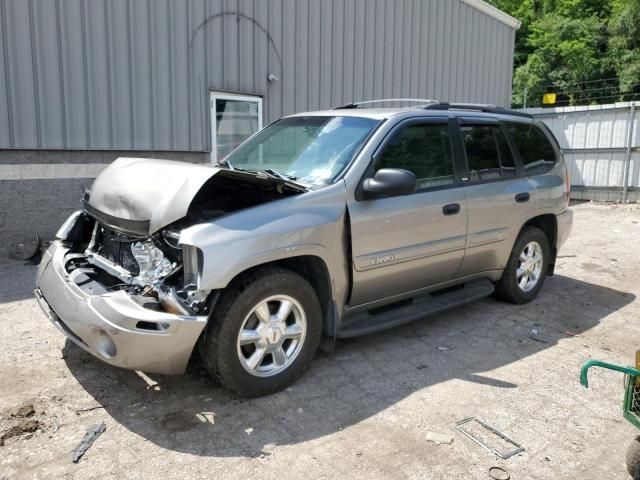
[214,159,248,171]
[259,168,298,181]
[215,162,292,180]
[216,162,306,188]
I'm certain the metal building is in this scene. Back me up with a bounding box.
[0,0,520,248]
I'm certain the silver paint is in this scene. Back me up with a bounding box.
[88,157,219,234]
[35,107,573,376]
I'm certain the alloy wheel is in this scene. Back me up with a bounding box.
[516,241,543,292]
[236,295,307,377]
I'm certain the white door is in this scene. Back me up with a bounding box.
[210,92,263,163]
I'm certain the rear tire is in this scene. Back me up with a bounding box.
[199,267,322,397]
[627,436,640,480]
[495,226,550,304]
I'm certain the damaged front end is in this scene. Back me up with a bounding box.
[67,216,212,317]
[67,157,305,316]
[34,157,306,374]
[33,212,213,375]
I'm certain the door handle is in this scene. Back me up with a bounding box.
[515,192,530,203]
[442,203,461,216]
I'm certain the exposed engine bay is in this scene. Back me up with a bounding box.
[57,162,305,318]
[60,215,206,316]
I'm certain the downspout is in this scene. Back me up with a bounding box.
[622,103,636,203]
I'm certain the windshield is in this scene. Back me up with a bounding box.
[223,116,380,185]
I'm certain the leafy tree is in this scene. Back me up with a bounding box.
[608,0,640,93]
[487,0,639,107]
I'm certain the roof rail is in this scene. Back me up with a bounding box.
[423,102,533,119]
[333,98,440,109]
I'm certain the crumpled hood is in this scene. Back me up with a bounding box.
[86,157,219,235]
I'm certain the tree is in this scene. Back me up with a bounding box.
[516,13,605,106]
[487,0,640,107]
[608,0,640,93]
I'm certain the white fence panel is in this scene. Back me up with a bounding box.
[521,102,639,202]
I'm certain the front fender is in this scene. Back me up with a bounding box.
[179,182,350,314]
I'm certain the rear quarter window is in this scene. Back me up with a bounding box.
[507,122,557,175]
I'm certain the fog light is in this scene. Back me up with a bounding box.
[94,329,117,359]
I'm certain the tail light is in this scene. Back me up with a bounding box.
[565,166,571,204]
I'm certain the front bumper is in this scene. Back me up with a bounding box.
[35,241,208,375]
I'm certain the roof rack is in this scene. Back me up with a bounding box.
[333,98,440,109]
[423,102,533,119]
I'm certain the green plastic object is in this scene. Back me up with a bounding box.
[580,359,640,388]
[624,375,640,429]
[580,359,640,430]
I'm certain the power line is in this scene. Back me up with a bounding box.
[551,83,640,95]
[554,91,640,105]
[542,76,620,88]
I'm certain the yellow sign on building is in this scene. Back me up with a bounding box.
[543,93,557,105]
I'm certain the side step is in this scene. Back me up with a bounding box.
[337,279,495,338]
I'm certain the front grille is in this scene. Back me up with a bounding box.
[95,227,140,275]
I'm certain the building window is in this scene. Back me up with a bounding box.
[210,92,263,162]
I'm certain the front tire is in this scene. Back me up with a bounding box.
[495,226,550,304]
[199,267,322,397]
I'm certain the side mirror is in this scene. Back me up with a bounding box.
[362,168,416,198]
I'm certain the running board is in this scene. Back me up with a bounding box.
[337,279,495,338]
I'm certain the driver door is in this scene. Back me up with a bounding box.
[347,119,467,307]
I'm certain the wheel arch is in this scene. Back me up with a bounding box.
[519,214,558,275]
[220,255,338,339]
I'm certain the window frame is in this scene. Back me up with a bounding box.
[356,117,463,201]
[209,91,263,164]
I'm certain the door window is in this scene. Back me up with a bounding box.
[375,123,455,190]
[461,125,516,181]
[507,122,557,175]
[494,127,517,177]
[210,92,262,162]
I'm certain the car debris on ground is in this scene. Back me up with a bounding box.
[454,417,524,460]
[425,431,454,445]
[6,233,41,261]
[488,466,510,480]
[70,422,106,463]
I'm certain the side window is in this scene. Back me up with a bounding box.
[375,123,454,190]
[494,126,517,177]
[461,125,501,181]
[507,122,557,175]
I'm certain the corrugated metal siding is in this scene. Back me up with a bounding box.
[0,0,516,152]
[523,103,640,190]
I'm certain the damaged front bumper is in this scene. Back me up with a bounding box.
[35,241,208,375]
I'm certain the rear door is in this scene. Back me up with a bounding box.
[347,118,468,306]
[454,118,538,276]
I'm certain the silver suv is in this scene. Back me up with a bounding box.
[35,100,573,397]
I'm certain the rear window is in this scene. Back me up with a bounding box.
[461,125,517,181]
[507,123,557,175]
[461,125,501,181]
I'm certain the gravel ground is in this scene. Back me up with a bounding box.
[1,201,639,480]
